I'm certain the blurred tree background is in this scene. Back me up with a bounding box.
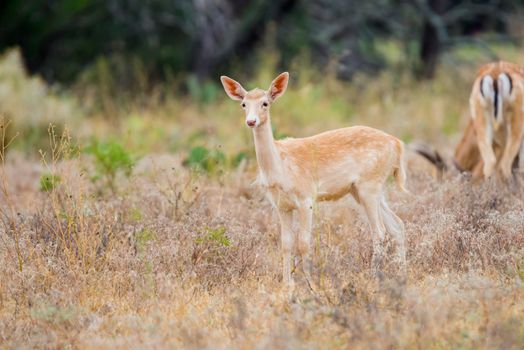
[0,0,521,90]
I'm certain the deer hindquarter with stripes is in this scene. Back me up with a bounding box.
[470,61,524,179]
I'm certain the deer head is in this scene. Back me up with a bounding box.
[220,72,289,128]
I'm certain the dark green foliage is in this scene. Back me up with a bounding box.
[0,0,519,87]
[0,0,296,84]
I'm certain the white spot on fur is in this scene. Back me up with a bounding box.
[498,73,512,100]
[497,73,511,124]
[480,75,494,103]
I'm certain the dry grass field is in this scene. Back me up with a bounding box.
[1,46,524,349]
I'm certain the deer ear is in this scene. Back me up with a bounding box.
[268,72,289,101]
[220,76,247,101]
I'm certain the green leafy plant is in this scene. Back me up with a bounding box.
[39,173,61,192]
[182,146,251,174]
[192,226,231,266]
[85,138,135,192]
[129,207,143,222]
[232,151,249,168]
[195,226,230,247]
[183,146,226,174]
[134,228,157,254]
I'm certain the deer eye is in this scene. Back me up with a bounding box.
[262,102,268,107]
[241,103,246,108]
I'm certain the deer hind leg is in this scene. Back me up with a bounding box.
[297,200,315,290]
[472,104,496,178]
[359,184,386,277]
[380,196,406,273]
[499,117,524,180]
[519,139,524,173]
[278,210,295,288]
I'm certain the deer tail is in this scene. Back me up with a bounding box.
[409,142,448,177]
[393,140,409,194]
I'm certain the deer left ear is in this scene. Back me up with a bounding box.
[268,72,289,101]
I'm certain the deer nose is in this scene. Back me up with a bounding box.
[246,119,256,127]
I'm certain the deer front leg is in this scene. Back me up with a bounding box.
[278,209,294,288]
[297,199,315,289]
[499,118,524,179]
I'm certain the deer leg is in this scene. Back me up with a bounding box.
[297,200,315,290]
[454,119,482,173]
[380,196,406,273]
[499,118,524,180]
[278,209,295,288]
[473,115,496,178]
[360,185,386,277]
[519,139,524,173]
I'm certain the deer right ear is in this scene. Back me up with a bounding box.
[220,76,247,101]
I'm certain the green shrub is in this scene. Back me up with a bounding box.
[85,138,135,192]
[129,207,143,222]
[183,146,226,174]
[39,173,61,192]
[195,226,230,247]
[231,151,249,168]
[182,145,251,174]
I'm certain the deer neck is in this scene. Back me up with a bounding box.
[252,117,282,181]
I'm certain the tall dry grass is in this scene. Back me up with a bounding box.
[1,146,523,349]
[1,43,524,348]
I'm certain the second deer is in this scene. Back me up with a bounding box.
[221,72,407,288]
[414,61,524,180]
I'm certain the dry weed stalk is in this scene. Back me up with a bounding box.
[0,117,23,271]
[36,125,116,270]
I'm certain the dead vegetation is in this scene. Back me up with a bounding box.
[1,46,524,349]
[1,145,524,349]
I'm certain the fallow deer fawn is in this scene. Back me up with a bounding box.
[414,61,524,181]
[221,72,407,287]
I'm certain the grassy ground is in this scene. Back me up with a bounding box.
[1,44,524,349]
